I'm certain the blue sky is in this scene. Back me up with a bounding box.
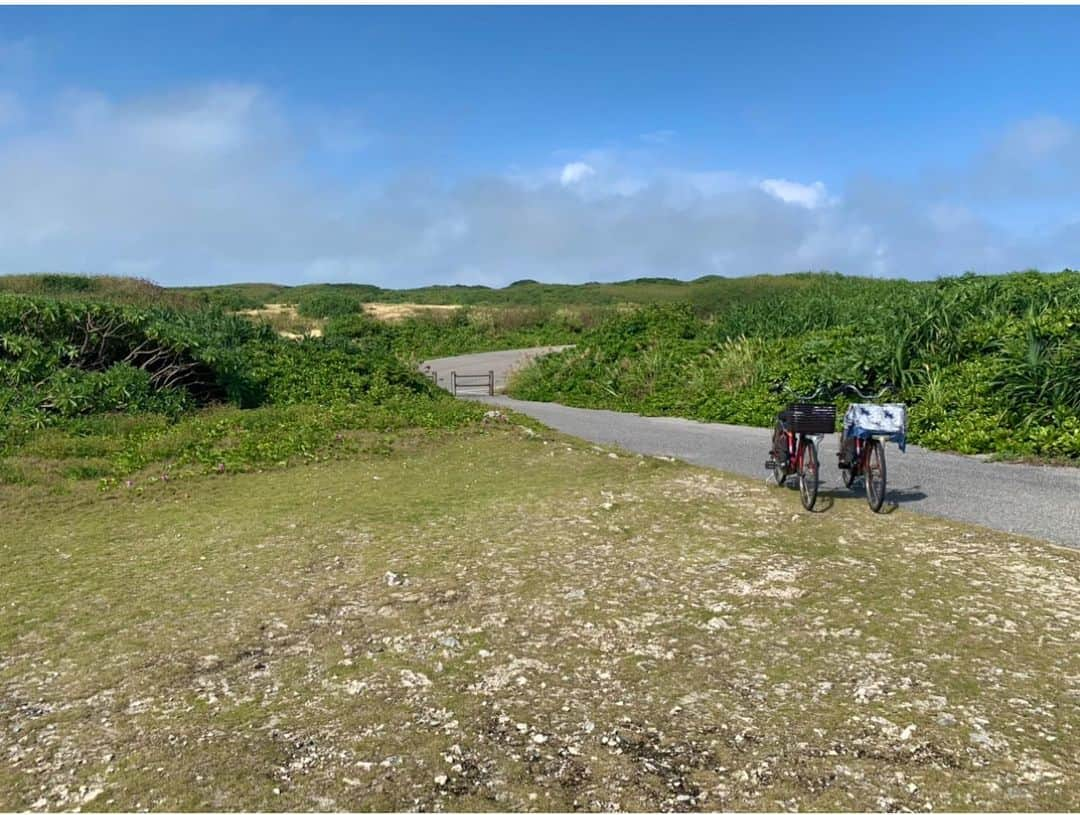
[1,6,1079,286]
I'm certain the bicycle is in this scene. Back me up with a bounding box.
[837,385,908,513]
[765,385,836,511]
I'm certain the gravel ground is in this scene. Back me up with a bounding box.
[423,348,1080,549]
[4,429,1078,810]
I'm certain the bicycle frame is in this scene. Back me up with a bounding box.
[844,434,869,476]
[838,402,897,513]
[778,427,813,472]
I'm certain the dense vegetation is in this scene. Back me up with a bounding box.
[509,271,1080,460]
[4,269,1079,467]
[170,273,884,312]
[322,305,602,361]
[0,275,603,359]
[0,294,481,488]
[296,290,364,319]
[0,273,200,308]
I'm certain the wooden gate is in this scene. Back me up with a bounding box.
[451,370,494,396]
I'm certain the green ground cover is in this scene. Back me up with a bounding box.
[2,426,1077,811]
[2,273,1078,812]
[508,270,1080,460]
[3,269,1079,466]
[322,305,603,363]
[0,293,482,490]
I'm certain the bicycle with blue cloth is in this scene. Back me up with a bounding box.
[837,385,908,513]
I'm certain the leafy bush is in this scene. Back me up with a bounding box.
[509,270,1080,460]
[296,291,363,319]
[324,305,601,361]
[38,274,95,294]
[0,274,199,308]
[0,293,483,483]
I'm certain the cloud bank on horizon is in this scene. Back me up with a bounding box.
[1,24,1079,287]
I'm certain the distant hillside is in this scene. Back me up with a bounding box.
[175,272,867,311]
[3,270,933,313]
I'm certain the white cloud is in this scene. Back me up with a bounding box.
[559,161,595,186]
[759,178,829,209]
[996,115,1073,161]
[936,115,1080,203]
[0,82,1076,286]
[127,85,266,154]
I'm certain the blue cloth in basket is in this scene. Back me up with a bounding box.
[843,403,908,452]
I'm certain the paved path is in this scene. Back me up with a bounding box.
[423,348,1080,548]
[419,346,573,394]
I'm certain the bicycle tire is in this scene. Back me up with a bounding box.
[865,439,887,512]
[798,437,819,511]
[840,437,856,489]
[770,421,788,486]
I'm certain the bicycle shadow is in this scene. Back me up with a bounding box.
[781,481,928,514]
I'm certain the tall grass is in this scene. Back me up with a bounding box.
[510,270,1080,459]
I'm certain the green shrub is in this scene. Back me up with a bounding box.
[0,293,484,484]
[39,274,96,294]
[508,270,1080,460]
[324,305,597,362]
[0,274,199,308]
[296,291,363,319]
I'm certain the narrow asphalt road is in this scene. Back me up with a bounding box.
[423,348,1080,549]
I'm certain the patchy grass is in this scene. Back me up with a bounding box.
[235,302,466,339]
[363,303,463,323]
[1,425,1077,811]
[235,303,324,339]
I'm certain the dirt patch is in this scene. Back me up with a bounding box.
[236,301,461,336]
[363,302,462,322]
[236,303,323,338]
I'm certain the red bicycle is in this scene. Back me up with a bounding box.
[837,385,908,513]
[765,386,837,511]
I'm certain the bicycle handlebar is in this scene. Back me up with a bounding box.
[838,383,895,402]
[770,381,832,403]
[803,383,832,402]
[769,381,897,403]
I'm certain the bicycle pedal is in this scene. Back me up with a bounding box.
[764,460,777,469]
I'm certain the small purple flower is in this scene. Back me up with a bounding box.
[161,473,170,482]
[124,480,133,489]
[216,462,225,473]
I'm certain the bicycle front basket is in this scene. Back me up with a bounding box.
[787,403,836,434]
[843,403,908,450]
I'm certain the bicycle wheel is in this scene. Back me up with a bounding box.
[770,421,788,485]
[840,437,855,489]
[798,438,819,511]
[865,439,887,512]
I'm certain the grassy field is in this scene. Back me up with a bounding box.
[2,422,1077,812]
